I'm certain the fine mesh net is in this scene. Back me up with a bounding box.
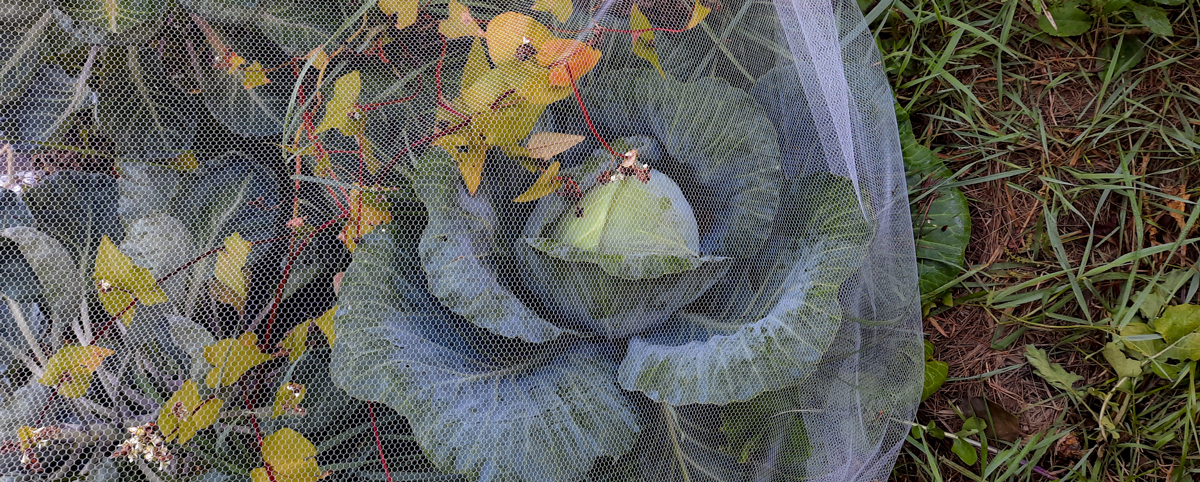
[0,0,923,480]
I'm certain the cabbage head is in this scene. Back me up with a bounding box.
[330,70,873,482]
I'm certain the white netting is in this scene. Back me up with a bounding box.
[0,0,923,480]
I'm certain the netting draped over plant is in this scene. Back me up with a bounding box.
[0,0,922,479]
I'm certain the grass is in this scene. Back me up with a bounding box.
[875,0,1200,480]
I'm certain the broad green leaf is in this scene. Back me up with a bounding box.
[719,391,808,465]
[461,37,489,94]
[1126,2,1173,36]
[379,0,419,30]
[1,226,84,336]
[213,232,252,300]
[58,0,165,34]
[1103,341,1143,378]
[1097,36,1145,78]
[898,110,970,296]
[250,428,320,482]
[513,161,562,203]
[177,0,257,23]
[1165,333,1200,361]
[94,235,168,325]
[924,339,935,360]
[412,149,573,343]
[532,0,572,23]
[37,345,114,398]
[271,382,305,418]
[525,132,584,160]
[1152,304,1200,344]
[256,0,350,55]
[1037,1,1093,37]
[433,129,488,195]
[316,71,362,136]
[1025,345,1083,395]
[484,12,555,63]
[96,46,196,161]
[203,332,274,388]
[331,229,638,482]
[157,380,223,444]
[3,62,90,151]
[118,213,194,302]
[922,360,948,401]
[193,26,289,137]
[630,4,665,78]
[951,437,977,465]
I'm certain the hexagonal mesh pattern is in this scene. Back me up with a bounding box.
[0,0,922,480]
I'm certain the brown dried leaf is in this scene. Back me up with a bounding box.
[525,132,585,160]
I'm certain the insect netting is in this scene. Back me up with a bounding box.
[0,0,923,479]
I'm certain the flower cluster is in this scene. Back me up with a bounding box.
[112,423,172,472]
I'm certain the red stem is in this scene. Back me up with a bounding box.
[242,384,278,482]
[566,64,618,158]
[368,402,393,482]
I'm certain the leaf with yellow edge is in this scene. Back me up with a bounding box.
[685,0,711,30]
[340,189,393,251]
[214,233,252,300]
[313,306,336,345]
[316,71,363,136]
[94,236,168,326]
[514,161,562,203]
[281,320,310,363]
[379,0,420,30]
[243,61,271,89]
[157,380,223,444]
[532,0,573,22]
[439,0,484,38]
[526,132,585,160]
[204,333,274,388]
[630,4,666,78]
[485,12,555,63]
[272,383,306,418]
[250,428,321,482]
[38,345,115,398]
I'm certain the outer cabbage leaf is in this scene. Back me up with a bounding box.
[22,172,123,271]
[413,148,574,343]
[2,62,91,152]
[583,69,780,259]
[751,65,821,178]
[256,0,353,55]
[618,173,871,405]
[519,140,730,339]
[331,228,639,482]
[192,24,290,137]
[96,46,196,161]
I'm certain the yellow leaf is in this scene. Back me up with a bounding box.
[227,54,246,74]
[313,306,336,345]
[340,188,393,251]
[272,383,306,418]
[513,161,562,203]
[475,97,548,146]
[484,12,554,63]
[203,333,274,388]
[439,0,484,38]
[462,37,490,96]
[494,61,571,106]
[243,61,271,89]
[526,132,585,160]
[210,277,247,313]
[316,71,363,136]
[250,428,321,482]
[158,380,223,444]
[281,320,310,363]
[685,0,711,30]
[532,0,572,23]
[308,46,329,72]
[379,0,419,30]
[94,236,167,326]
[214,233,253,300]
[37,345,115,398]
[630,4,666,78]
[17,426,36,453]
[434,130,489,195]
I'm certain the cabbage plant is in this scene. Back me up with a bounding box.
[331,69,873,482]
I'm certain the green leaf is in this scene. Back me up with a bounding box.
[94,235,169,325]
[1153,304,1200,344]
[1164,333,1200,361]
[2,62,91,151]
[629,4,665,77]
[1097,36,1145,78]
[512,160,562,202]
[924,339,935,360]
[898,111,970,296]
[330,229,639,482]
[178,0,257,23]
[1037,1,1094,36]
[1147,0,1183,5]
[256,0,351,55]
[57,0,165,34]
[193,26,289,137]
[1103,341,1143,378]
[38,344,114,398]
[23,172,123,272]
[1100,0,1130,14]
[1025,345,1083,395]
[951,437,977,465]
[1126,2,1173,36]
[0,9,53,106]
[922,360,949,401]
[250,428,321,482]
[957,397,1021,442]
[1120,321,1166,357]
[96,46,196,160]
[203,332,273,387]
[1,226,84,336]
[718,391,809,465]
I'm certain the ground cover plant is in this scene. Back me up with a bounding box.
[883,0,1200,479]
[0,0,924,480]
